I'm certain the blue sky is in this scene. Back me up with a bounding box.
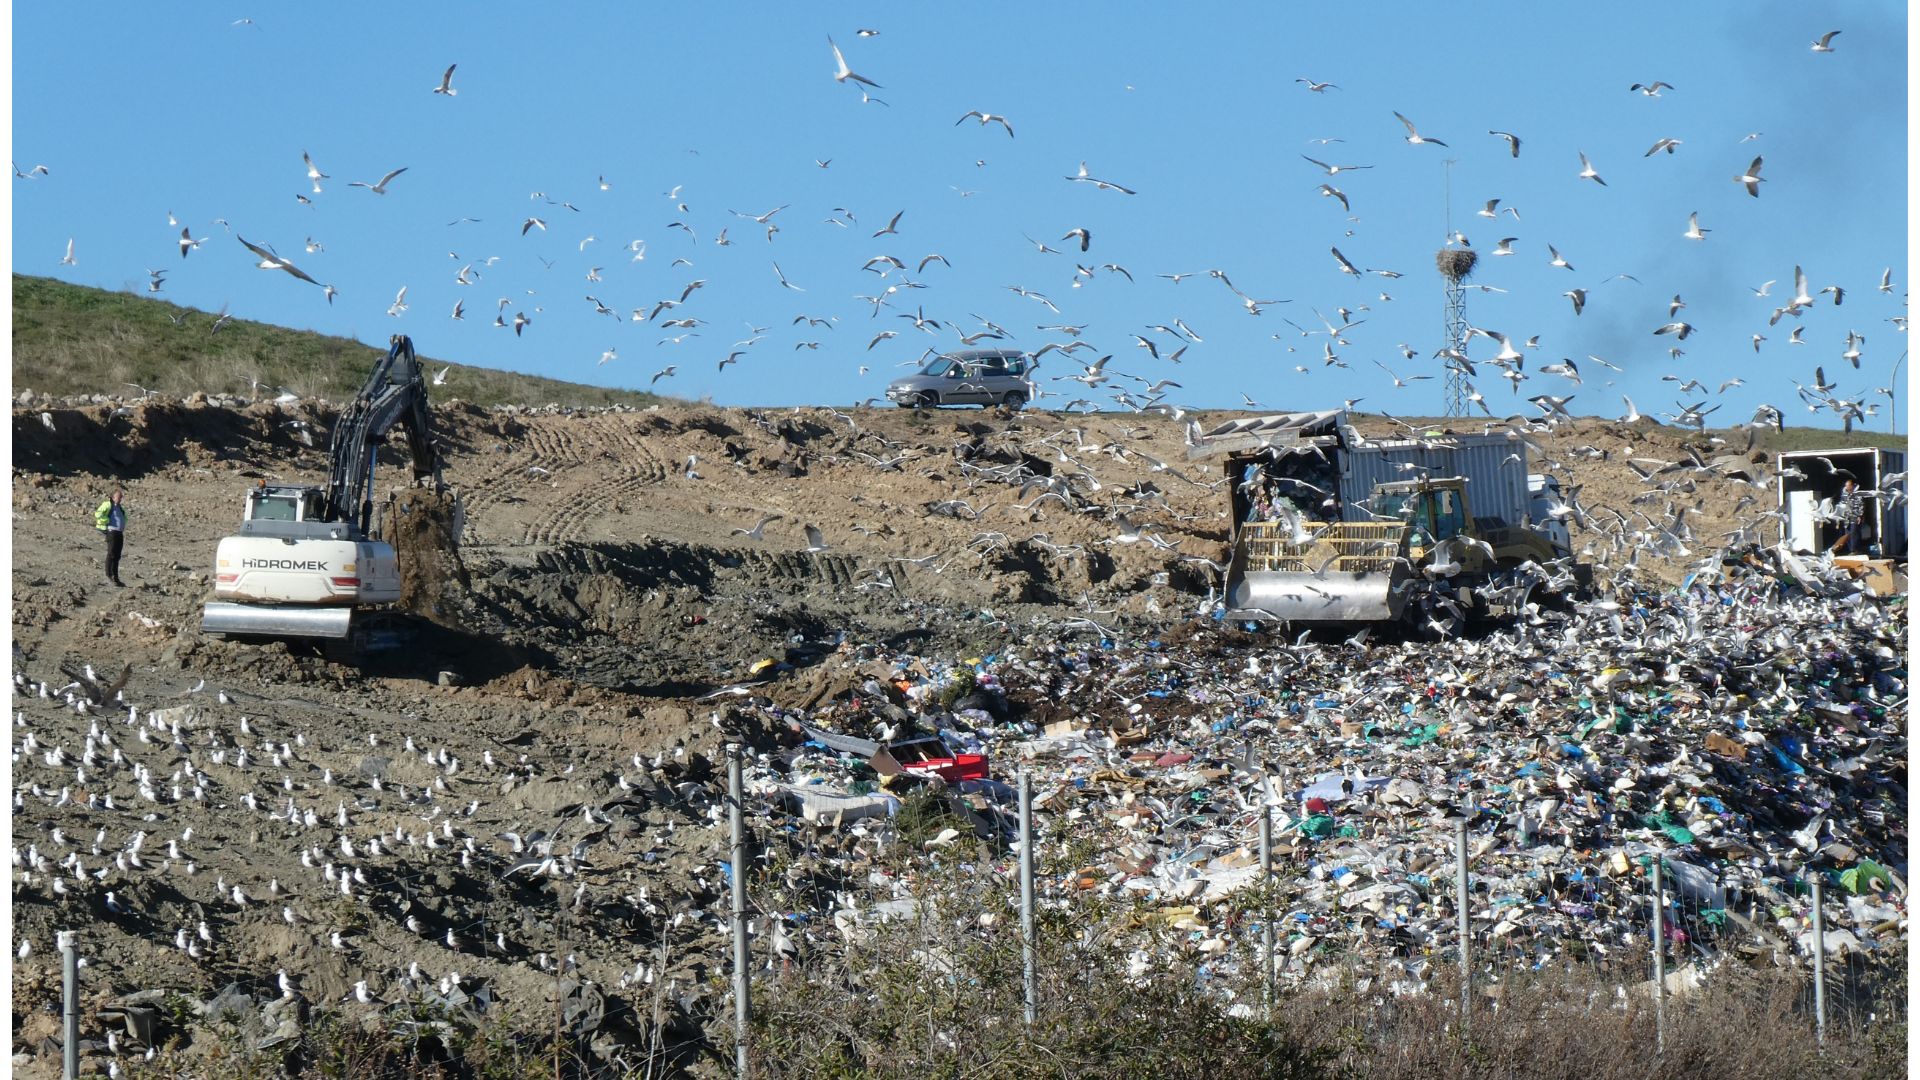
[8,3,1910,428]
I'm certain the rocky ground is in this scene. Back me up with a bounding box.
[7,395,1904,1076]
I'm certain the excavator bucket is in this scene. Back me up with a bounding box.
[1224,522,1413,624]
[201,602,353,640]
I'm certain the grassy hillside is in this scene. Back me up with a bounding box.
[10,275,662,409]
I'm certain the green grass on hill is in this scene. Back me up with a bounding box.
[10,275,662,409]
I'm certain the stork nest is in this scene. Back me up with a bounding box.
[1435,247,1478,281]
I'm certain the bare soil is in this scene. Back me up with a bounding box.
[2,397,1827,1073]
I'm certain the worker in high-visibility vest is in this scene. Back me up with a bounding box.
[93,487,127,586]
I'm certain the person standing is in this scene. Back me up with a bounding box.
[94,487,126,586]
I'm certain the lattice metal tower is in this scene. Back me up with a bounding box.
[1435,246,1476,418]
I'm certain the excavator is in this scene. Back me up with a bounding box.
[201,334,457,650]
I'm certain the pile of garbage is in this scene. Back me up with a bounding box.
[727,554,1907,990]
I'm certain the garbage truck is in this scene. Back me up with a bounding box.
[1188,410,1587,632]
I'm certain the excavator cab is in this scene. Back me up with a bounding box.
[242,484,327,525]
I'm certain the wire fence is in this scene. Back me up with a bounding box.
[33,748,1904,1079]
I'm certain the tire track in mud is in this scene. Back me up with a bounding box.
[455,422,572,545]
[522,416,670,546]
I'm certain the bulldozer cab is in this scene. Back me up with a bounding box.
[1371,478,1471,552]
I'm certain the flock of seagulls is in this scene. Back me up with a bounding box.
[15,19,1901,459]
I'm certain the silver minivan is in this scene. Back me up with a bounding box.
[885,349,1035,409]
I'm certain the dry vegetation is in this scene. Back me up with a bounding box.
[11,275,662,409]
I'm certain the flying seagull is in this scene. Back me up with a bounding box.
[1629,81,1673,97]
[1683,212,1709,240]
[1810,30,1840,52]
[1576,150,1606,186]
[803,525,831,553]
[1065,161,1136,194]
[1488,130,1521,157]
[1295,78,1338,92]
[956,110,1014,137]
[730,515,779,541]
[827,37,880,88]
[1733,156,1765,197]
[1392,111,1447,146]
[432,64,457,96]
[348,167,408,195]
[236,235,322,286]
[1302,156,1372,176]
[301,150,328,192]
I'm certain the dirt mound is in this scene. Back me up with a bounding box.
[386,487,471,625]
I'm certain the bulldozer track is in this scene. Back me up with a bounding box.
[520,417,671,547]
[459,415,681,549]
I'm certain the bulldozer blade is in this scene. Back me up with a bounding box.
[201,602,353,640]
[1225,569,1403,623]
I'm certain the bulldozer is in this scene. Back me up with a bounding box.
[1226,475,1581,635]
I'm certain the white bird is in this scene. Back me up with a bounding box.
[1392,111,1447,146]
[650,365,676,385]
[772,261,804,291]
[1547,245,1574,271]
[1064,160,1137,194]
[827,36,880,88]
[179,227,205,258]
[730,515,779,541]
[1810,30,1840,52]
[1488,130,1521,157]
[348,167,408,195]
[61,238,76,265]
[431,63,457,96]
[1734,156,1765,197]
[301,150,328,192]
[387,285,408,317]
[237,235,324,287]
[1576,151,1606,186]
[956,110,1013,137]
[1683,212,1710,240]
[803,525,831,553]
